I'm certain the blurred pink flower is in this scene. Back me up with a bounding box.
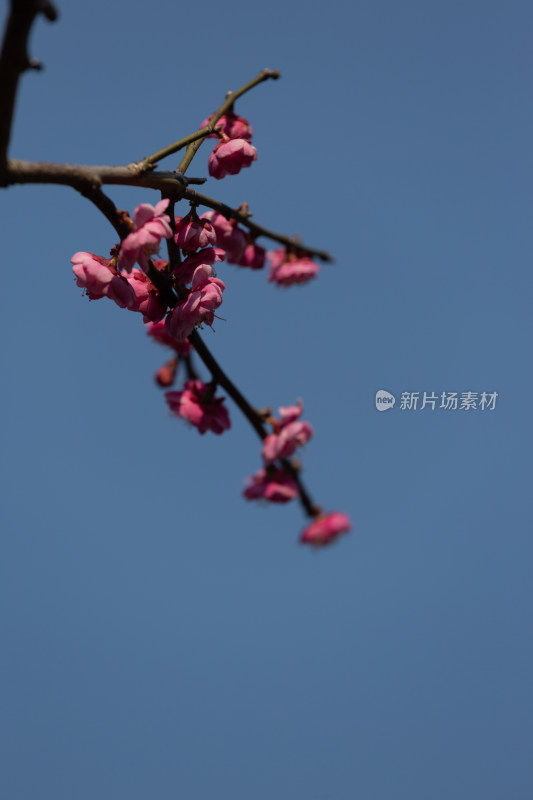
[262,420,313,464]
[174,211,216,252]
[165,264,226,341]
[201,111,253,141]
[117,199,172,272]
[237,242,266,270]
[243,467,299,503]
[208,138,257,180]
[261,400,313,464]
[268,249,319,286]
[71,251,136,308]
[165,380,231,434]
[300,512,352,547]
[278,400,304,425]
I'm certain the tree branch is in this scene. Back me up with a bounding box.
[188,329,267,441]
[183,189,333,262]
[0,0,58,178]
[0,0,327,526]
[1,158,206,191]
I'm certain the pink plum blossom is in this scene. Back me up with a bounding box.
[71,252,136,308]
[165,380,231,435]
[300,512,352,547]
[262,420,314,464]
[201,210,234,239]
[117,199,172,272]
[146,320,192,355]
[279,400,304,425]
[165,264,226,341]
[201,111,253,141]
[237,242,266,270]
[208,138,257,180]
[261,400,313,464]
[200,212,248,263]
[243,467,299,503]
[124,268,167,324]
[268,249,320,286]
[174,210,217,252]
[174,247,226,285]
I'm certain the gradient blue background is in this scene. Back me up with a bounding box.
[1,1,532,797]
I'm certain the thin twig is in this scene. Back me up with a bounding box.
[141,124,222,169]
[178,68,280,175]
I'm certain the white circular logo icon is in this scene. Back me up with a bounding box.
[375,389,396,411]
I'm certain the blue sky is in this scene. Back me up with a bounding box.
[1,1,532,798]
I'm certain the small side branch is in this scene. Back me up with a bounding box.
[183,189,333,262]
[140,125,221,169]
[177,69,280,175]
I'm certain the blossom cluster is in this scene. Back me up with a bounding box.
[146,324,350,546]
[71,199,174,325]
[242,401,350,547]
[70,106,349,548]
[72,197,320,340]
[201,110,257,180]
[242,401,312,507]
[196,209,320,286]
